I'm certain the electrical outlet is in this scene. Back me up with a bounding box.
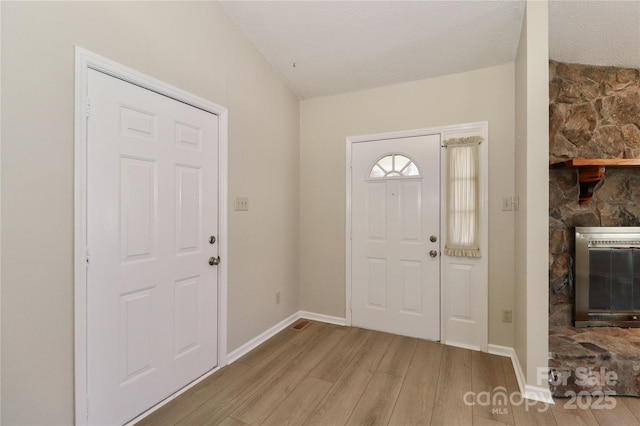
[276,292,281,304]
[502,310,513,323]
[235,197,249,211]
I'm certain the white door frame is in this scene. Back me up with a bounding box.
[73,47,228,425]
[346,122,488,350]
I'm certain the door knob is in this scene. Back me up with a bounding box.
[429,250,438,258]
[209,256,220,266]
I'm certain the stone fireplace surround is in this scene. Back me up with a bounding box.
[548,60,640,396]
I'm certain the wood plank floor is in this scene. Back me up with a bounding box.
[136,321,640,425]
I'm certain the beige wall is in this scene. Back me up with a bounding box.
[299,63,517,348]
[514,0,549,389]
[1,2,299,424]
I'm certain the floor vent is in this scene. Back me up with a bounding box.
[291,320,312,331]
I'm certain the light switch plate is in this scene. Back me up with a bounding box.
[502,197,513,211]
[235,197,249,211]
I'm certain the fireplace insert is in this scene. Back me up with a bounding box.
[575,227,640,327]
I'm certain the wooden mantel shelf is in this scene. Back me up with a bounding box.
[551,159,640,168]
[550,159,640,204]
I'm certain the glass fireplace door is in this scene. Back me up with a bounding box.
[589,248,640,313]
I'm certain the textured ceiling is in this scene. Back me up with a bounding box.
[549,0,640,69]
[221,0,640,100]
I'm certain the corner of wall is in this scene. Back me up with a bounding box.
[489,344,554,404]
[513,0,550,393]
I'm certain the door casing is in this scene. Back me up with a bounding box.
[73,47,228,425]
[346,123,488,351]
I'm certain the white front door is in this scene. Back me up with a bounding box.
[87,69,219,425]
[351,135,441,340]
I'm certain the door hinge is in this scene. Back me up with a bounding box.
[85,247,90,265]
[85,97,91,118]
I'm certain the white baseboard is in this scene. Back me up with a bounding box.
[226,311,347,364]
[487,344,514,358]
[445,340,481,352]
[226,312,301,364]
[524,384,554,404]
[488,344,554,405]
[298,310,346,326]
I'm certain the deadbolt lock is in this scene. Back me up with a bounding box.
[430,235,437,242]
[209,236,216,245]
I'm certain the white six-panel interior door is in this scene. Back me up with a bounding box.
[86,68,220,425]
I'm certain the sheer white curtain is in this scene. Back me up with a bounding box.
[444,136,483,257]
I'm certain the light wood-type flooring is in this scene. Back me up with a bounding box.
[137,320,640,425]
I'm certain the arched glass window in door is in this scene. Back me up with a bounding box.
[369,154,420,178]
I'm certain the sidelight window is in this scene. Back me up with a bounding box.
[444,136,483,258]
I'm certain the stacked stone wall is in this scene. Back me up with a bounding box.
[549,61,640,326]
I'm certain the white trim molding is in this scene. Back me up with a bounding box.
[487,344,515,358]
[227,311,347,364]
[488,344,554,404]
[226,312,301,364]
[73,47,229,425]
[298,311,347,327]
[524,385,554,405]
[447,341,481,352]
